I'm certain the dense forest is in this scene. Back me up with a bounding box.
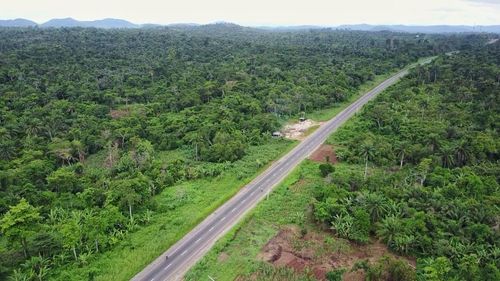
[0,25,489,280]
[313,40,500,280]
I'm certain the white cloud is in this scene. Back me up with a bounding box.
[0,0,499,25]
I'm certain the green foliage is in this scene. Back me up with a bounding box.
[205,131,247,162]
[353,256,416,281]
[326,268,346,281]
[319,163,335,177]
[317,43,500,280]
[350,208,371,244]
[0,25,491,280]
[329,207,370,244]
[47,167,81,193]
[420,257,453,281]
[0,199,41,257]
[185,161,319,281]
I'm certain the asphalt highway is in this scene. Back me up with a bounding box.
[131,68,411,281]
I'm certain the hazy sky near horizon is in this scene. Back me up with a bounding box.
[1,0,499,26]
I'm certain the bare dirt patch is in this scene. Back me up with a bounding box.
[257,226,414,281]
[309,144,337,163]
[282,119,323,141]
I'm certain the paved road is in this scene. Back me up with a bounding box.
[132,68,411,281]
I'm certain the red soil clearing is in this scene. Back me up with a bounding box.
[257,226,415,281]
[309,144,337,163]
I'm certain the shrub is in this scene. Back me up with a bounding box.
[319,163,335,177]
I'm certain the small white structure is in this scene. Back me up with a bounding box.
[272,131,283,137]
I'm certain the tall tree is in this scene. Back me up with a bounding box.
[359,141,375,180]
[0,199,41,258]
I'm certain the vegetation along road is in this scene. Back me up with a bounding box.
[132,60,432,281]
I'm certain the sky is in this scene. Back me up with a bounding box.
[1,0,499,26]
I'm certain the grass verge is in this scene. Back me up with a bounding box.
[185,160,321,281]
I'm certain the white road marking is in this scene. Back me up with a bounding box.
[181,250,187,256]
[195,238,201,243]
[231,207,237,213]
[221,216,226,221]
[242,198,247,203]
[209,226,214,232]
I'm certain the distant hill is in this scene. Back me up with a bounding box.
[40,18,138,28]
[166,22,252,34]
[0,18,37,27]
[337,24,500,33]
[90,18,139,28]
[41,18,82,28]
[255,24,500,33]
[199,22,248,31]
[1,18,500,33]
[257,25,326,31]
[167,23,200,28]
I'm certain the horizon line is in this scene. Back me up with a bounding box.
[1,17,500,27]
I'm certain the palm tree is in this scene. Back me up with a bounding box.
[23,117,42,137]
[184,131,205,161]
[8,269,30,281]
[394,141,409,168]
[385,200,404,217]
[416,158,432,186]
[71,140,86,162]
[331,213,354,239]
[454,139,472,167]
[49,139,75,165]
[376,215,403,248]
[21,255,50,281]
[426,133,441,153]
[439,144,456,168]
[394,234,415,254]
[358,192,388,223]
[359,141,375,180]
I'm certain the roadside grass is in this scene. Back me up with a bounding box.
[182,62,426,280]
[303,124,320,138]
[50,140,297,281]
[185,160,321,281]
[184,162,369,281]
[413,55,438,67]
